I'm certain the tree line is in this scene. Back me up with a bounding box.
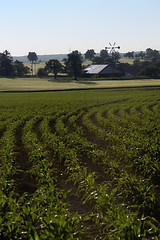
[0,50,29,77]
[0,47,160,79]
[0,50,83,80]
[124,48,160,61]
[84,48,160,78]
[37,47,160,79]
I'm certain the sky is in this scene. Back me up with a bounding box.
[0,0,160,56]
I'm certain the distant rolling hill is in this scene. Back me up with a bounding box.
[13,54,68,63]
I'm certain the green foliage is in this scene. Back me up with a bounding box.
[27,52,38,76]
[85,49,96,60]
[45,59,63,79]
[27,52,38,63]
[37,67,48,77]
[92,56,106,64]
[124,51,135,59]
[0,88,160,239]
[13,60,30,77]
[140,60,160,78]
[0,50,13,77]
[65,50,83,80]
[146,48,160,61]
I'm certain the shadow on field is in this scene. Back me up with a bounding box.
[48,79,73,83]
[48,78,97,85]
[76,81,97,85]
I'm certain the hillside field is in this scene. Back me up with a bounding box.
[0,87,160,239]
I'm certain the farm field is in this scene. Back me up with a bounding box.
[0,77,160,92]
[0,87,160,239]
[118,58,148,64]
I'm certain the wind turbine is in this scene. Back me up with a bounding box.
[105,42,120,54]
[105,42,120,63]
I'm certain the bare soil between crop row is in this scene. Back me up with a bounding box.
[14,126,37,195]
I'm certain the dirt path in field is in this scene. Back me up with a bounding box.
[14,125,37,195]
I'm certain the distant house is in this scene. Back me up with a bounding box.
[84,64,124,77]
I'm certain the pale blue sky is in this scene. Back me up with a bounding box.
[0,0,160,56]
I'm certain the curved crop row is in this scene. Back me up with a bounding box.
[0,88,160,239]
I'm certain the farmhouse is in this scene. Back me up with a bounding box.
[84,64,123,77]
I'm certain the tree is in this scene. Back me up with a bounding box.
[65,50,82,80]
[0,50,13,77]
[124,51,135,59]
[85,49,96,60]
[119,60,150,76]
[110,51,121,64]
[27,52,38,76]
[92,56,106,64]
[92,49,120,65]
[135,51,146,59]
[118,62,133,76]
[139,61,160,78]
[37,68,48,78]
[13,60,30,77]
[92,49,111,64]
[145,48,160,61]
[45,59,63,79]
[100,49,109,60]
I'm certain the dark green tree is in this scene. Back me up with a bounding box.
[100,49,109,60]
[135,51,146,59]
[65,50,82,80]
[13,60,30,77]
[118,60,150,76]
[92,56,106,64]
[139,60,160,78]
[85,49,96,60]
[27,52,38,76]
[37,68,48,78]
[124,51,135,59]
[145,48,160,61]
[0,50,13,77]
[111,51,121,63]
[45,59,63,79]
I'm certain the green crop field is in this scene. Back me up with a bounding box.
[0,87,160,239]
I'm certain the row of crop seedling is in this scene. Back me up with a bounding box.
[116,102,160,184]
[65,108,160,218]
[0,117,29,239]
[85,102,160,186]
[0,91,160,239]
[39,113,160,239]
[18,116,85,239]
[83,103,160,211]
[0,110,83,240]
[83,103,160,227]
[40,115,127,238]
[84,101,160,184]
[58,105,159,216]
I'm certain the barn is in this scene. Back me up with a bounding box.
[84,64,124,77]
